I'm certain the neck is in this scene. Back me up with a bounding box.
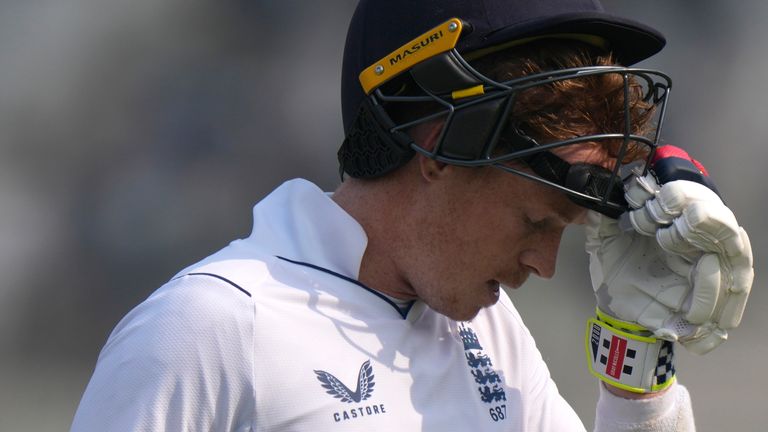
[332,177,417,301]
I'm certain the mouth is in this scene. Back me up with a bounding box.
[485,280,502,303]
[487,280,501,292]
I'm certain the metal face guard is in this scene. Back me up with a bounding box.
[346,18,672,218]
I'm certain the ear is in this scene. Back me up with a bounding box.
[417,152,448,182]
[410,120,447,182]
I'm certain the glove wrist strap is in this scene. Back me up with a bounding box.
[585,309,676,393]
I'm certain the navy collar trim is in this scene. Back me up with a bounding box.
[276,256,414,319]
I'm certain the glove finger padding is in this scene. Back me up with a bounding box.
[661,201,741,254]
[686,253,721,324]
[685,249,751,328]
[656,197,754,329]
[627,179,717,233]
[624,171,660,210]
[704,227,754,329]
[679,324,728,355]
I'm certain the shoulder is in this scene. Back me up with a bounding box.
[102,253,305,359]
[102,268,258,365]
[73,261,266,431]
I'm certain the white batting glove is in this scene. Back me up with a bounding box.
[587,172,754,355]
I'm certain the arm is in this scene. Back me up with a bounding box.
[595,382,694,432]
[585,146,753,430]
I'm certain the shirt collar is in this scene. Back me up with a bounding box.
[246,178,368,280]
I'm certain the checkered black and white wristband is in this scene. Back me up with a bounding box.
[585,309,676,394]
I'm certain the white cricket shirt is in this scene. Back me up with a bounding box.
[71,178,694,431]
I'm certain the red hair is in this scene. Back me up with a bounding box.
[472,40,656,163]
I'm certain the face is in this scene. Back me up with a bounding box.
[399,148,598,321]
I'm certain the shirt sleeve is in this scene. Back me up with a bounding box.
[594,382,695,432]
[70,275,256,432]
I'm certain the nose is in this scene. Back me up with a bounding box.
[520,229,563,279]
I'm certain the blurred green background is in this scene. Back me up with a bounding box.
[0,0,765,430]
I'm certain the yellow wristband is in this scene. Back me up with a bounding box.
[585,311,676,393]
